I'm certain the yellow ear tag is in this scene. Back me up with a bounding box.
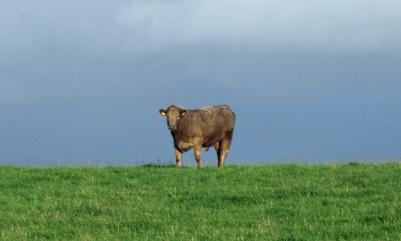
[159,109,166,116]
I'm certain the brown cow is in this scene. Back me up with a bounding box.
[159,105,236,168]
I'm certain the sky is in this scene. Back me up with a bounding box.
[1,0,400,165]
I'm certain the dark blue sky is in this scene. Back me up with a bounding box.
[1,1,400,165]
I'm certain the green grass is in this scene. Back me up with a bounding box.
[0,163,400,241]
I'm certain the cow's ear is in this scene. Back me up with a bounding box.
[159,109,167,116]
[180,110,187,117]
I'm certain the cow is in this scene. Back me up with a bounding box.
[159,105,236,168]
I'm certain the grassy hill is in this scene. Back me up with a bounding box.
[0,163,400,240]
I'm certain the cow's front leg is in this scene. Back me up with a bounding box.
[193,146,203,169]
[175,149,183,168]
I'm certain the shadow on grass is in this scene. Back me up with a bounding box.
[141,163,178,168]
[140,163,238,169]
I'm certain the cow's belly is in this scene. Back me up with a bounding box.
[202,136,223,148]
[176,135,223,152]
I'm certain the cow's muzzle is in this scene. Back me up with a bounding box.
[168,125,176,131]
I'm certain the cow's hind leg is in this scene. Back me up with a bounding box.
[175,149,183,168]
[214,142,221,167]
[218,140,230,168]
[218,131,233,168]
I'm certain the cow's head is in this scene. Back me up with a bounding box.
[159,105,187,131]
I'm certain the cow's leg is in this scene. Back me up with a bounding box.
[193,145,203,169]
[175,149,183,168]
[218,131,233,168]
[214,142,221,167]
[218,140,230,168]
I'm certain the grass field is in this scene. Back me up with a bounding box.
[0,163,400,241]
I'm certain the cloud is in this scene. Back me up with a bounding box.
[1,0,400,58]
[0,0,122,58]
[119,0,401,53]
